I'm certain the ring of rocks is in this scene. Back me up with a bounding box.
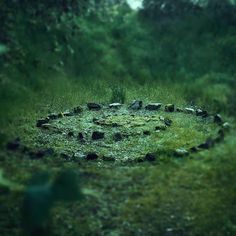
[6,101,230,164]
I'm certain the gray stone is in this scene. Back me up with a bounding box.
[165,104,175,112]
[222,122,231,131]
[48,113,58,120]
[6,138,21,151]
[145,103,162,111]
[174,148,189,157]
[63,111,73,117]
[143,130,151,135]
[185,108,195,114]
[196,109,208,117]
[155,125,167,131]
[145,153,156,161]
[114,132,123,141]
[198,138,215,149]
[36,117,50,127]
[109,103,122,109]
[87,103,102,110]
[164,118,172,126]
[73,106,83,113]
[92,131,105,140]
[41,124,52,130]
[214,114,223,124]
[86,152,99,160]
[129,100,142,110]
[176,108,184,112]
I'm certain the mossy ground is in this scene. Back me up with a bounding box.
[0,79,236,236]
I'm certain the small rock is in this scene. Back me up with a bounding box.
[216,129,225,142]
[222,122,231,131]
[36,117,49,127]
[41,124,52,130]
[92,131,105,140]
[68,131,74,137]
[114,132,123,141]
[176,108,184,112]
[77,132,84,141]
[165,104,175,112]
[48,113,58,120]
[86,152,99,160]
[73,106,83,113]
[155,125,167,131]
[159,116,165,121]
[198,139,215,149]
[129,100,142,110]
[164,118,172,126]
[6,138,21,151]
[196,109,208,117]
[145,103,162,111]
[190,147,199,153]
[174,148,189,157]
[63,111,73,117]
[109,103,122,109]
[185,108,195,114]
[145,153,156,161]
[102,156,115,161]
[87,103,102,110]
[30,148,54,159]
[214,114,223,124]
[143,130,151,135]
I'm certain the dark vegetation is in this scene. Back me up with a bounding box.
[0,0,236,235]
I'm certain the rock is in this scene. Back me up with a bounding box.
[92,131,105,140]
[190,146,199,153]
[86,152,99,160]
[63,111,73,117]
[174,148,189,157]
[145,103,162,111]
[87,103,102,110]
[67,131,74,137]
[214,114,223,124]
[102,156,115,161]
[196,109,208,117]
[198,138,215,149]
[41,124,52,130]
[129,100,142,110]
[176,108,184,112]
[143,130,151,135]
[29,148,54,159]
[164,118,172,126]
[73,106,83,113]
[109,103,122,109]
[48,113,58,120]
[77,132,84,141]
[165,104,175,112]
[222,122,231,131]
[185,108,195,114]
[36,117,49,127]
[215,129,225,143]
[6,138,21,151]
[155,125,167,131]
[145,153,156,161]
[159,116,165,121]
[114,132,123,141]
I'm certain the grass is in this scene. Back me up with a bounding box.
[0,74,236,235]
